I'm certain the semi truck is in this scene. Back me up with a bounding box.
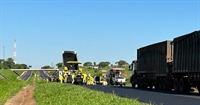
[130,30,200,93]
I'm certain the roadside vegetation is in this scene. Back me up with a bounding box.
[34,80,142,105]
[0,70,27,105]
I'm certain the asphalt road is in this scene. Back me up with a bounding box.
[84,85,200,105]
[38,71,50,80]
[20,71,32,81]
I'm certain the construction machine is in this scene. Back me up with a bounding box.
[62,51,84,84]
[94,70,107,85]
[106,68,126,87]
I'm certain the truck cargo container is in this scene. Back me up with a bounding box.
[172,30,200,92]
[130,40,173,89]
[130,30,200,93]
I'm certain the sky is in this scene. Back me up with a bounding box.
[0,0,199,68]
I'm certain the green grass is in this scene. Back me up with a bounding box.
[34,80,143,105]
[0,70,27,105]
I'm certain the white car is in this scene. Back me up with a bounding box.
[114,77,126,87]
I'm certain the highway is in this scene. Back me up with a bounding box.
[19,71,32,81]
[38,71,50,80]
[85,85,200,105]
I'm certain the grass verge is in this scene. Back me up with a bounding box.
[0,70,27,105]
[34,80,143,105]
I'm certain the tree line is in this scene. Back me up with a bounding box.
[41,60,129,69]
[0,57,29,69]
[83,60,129,68]
[0,57,129,69]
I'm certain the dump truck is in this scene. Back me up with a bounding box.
[130,30,200,93]
[106,68,126,87]
[62,51,84,84]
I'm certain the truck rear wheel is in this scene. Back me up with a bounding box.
[137,77,143,88]
[162,78,167,90]
[179,78,190,92]
[173,78,179,92]
[131,80,136,88]
[159,78,163,90]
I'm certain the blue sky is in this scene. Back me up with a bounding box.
[0,0,199,68]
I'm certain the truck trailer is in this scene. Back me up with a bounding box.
[130,30,200,93]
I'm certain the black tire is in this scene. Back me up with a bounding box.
[179,78,190,92]
[173,78,179,92]
[131,77,136,88]
[159,78,163,90]
[137,78,142,88]
[179,78,184,92]
[162,78,167,90]
[131,81,135,88]
[120,84,122,87]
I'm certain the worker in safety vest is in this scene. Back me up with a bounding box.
[82,73,87,84]
[59,75,63,83]
[71,73,75,84]
[87,74,94,85]
[63,66,69,82]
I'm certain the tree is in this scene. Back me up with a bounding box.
[0,57,29,69]
[98,61,110,68]
[41,65,51,69]
[116,60,128,67]
[56,62,63,68]
[20,64,29,69]
[93,62,96,66]
[7,58,14,62]
[83,62,92,66]
[2,58,15,69]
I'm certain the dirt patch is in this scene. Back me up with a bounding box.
[4,75,36,105]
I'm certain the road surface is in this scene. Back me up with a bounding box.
[20,71,32,81]
[38,71,50,80]
[85,85,200,105]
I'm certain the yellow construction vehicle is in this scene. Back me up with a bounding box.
[94,70,107,85]
[61,51,84,84]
